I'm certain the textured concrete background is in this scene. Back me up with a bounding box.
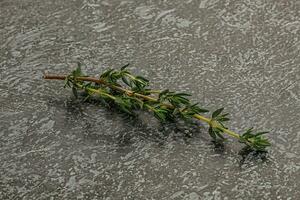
[1,0,300,199]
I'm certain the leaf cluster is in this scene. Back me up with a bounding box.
[181,103,209,118]
[158,90,190,107]
[147,104,174,122]
[208,126,225,141]
[100,64,149,92]
[114,96,141,114]
[205,107,230,141]
[239,128,271,151]
[64,63,86,98]
[157,90,209,121]
[211,108,230,127]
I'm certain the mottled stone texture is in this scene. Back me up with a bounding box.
[0,0,299,199]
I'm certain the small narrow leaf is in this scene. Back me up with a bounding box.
[121,63,130,71]
[72,87,78,98]
[100,69,114,78]
[64,77,70,88]
[121,76,131,87]
[219,117,230,122]
[175,93,191,97]
[212,107,224,118]
[215,131,225,140]
[255,131,269,136]
[136,76,149,83]
[208,127,217,140]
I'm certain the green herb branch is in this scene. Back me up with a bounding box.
[44,64,271,152]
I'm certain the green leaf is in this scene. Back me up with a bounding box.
[212,108,224,118]
[100,69,114,78]
[158,89,169,99]
[114,97,134,115]
[220,113,229,118]
[242,128,254,137]
[121,63,130,71]
[208,127,217,140]
[218,122,227,129]
[175,93,191,97]
[64,77,71,88]
[72,87,78,98]
[83,95,90,102]
[72,63,82,77]
[120,105,132,114]
[218,117,230,122]
[239,128,270,151]
[121,76,131,87]
[154,111,166,122]
[215,131,225,140]
[174,96,189,104]
[136,76,149,84]
[255,131,269,136]
[191,104,209,113]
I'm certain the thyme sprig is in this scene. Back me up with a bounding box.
[44,65,271,152]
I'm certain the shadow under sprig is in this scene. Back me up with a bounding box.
[238,146,268,166]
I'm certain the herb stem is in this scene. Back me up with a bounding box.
[215,125,240,139]
[193,114,240,139]
[44,74,241,140]
[75,82,116,100]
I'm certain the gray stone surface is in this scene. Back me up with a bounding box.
[1,0,300,199]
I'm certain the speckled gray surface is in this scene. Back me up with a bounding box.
[1,0,300,199]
